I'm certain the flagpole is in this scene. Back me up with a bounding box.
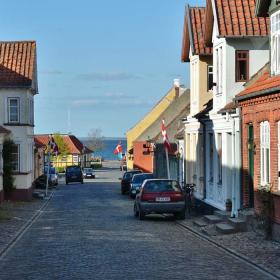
[165,147,170,179]
[45,151,50,197]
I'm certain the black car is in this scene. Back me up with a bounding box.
[121,170,142,195]
[66,165,83,184]
[129,173,154,198]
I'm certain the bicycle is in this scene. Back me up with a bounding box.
[183,183,196,215]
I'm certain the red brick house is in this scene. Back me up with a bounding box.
[235,0,280,241]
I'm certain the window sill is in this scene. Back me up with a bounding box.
[4,123,34,127]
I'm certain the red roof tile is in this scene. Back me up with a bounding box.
[34,135,93,154]
[0,41,36,87]
[182,6,212,62]
[236,66,280,99]
[205,0,269,40]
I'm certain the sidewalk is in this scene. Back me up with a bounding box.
[177,215,280,278]
[0,196,46,256]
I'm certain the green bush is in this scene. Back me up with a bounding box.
[2,139,15,193]
[56,166,65,173]
[90,163,102,169]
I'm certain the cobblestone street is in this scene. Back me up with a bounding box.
[0,162,277,280]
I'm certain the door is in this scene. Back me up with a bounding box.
[248,124,254,207]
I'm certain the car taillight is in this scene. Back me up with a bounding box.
[140,193,151,202]
[170,193,184,202]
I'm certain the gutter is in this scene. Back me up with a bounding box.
[236,86,280,102]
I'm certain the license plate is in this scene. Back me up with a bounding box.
[156,197,170,202]
[132,190,136,194]
[72,176,77,179]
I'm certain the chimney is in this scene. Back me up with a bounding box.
[173,78,180,97]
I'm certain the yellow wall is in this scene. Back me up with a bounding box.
[52,154,79,169]
[126,87,178,169]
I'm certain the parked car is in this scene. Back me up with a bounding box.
[120,161,127,171]
[121,170,142,195]
[83,167,95,179]
[66,165,83,184]
[44,166,58,186]
[130,173,154,198]
[134,179,185,220]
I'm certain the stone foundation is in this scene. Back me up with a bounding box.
[5,186,34,201]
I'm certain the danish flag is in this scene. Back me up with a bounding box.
[48,135,59,156]
[114,142,123,155]
[161,119,171,151]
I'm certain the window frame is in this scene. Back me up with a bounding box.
[235,50,249,82]
[215,46,223,95]
[207,65,213,91]
[271,10,280,75]
[260,121,270,186]
[209,133,214,182]
[217,133,222,184]
[11,144,20,172]
[8,97,20,123]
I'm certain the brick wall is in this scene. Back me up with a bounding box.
[239,92,280,224]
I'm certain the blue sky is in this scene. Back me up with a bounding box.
[1,0,205,137]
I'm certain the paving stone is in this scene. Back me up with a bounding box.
[204,215,223,224]
[216,223,237,234]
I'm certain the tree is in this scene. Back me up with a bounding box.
[2,139,15,194]
[53,133,70,156]
[87,128,105,153]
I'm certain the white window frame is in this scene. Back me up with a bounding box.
[207,65,213,91]
[260,121,270,186]
[11,144,20,172]
[8,98,20,123]
[271,10,280,75]
[73,155,79,163]
[215,46,223,95]
[217,133,222,184]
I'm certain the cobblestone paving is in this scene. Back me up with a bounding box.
[0,172,276,280]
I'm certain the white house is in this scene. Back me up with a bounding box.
[181,6,213,199]
[0,41,38,201]
[203,0,270,215]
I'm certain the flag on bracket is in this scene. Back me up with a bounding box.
[48,135,59,156]
[114,142,123,155]
[161,119,171,151]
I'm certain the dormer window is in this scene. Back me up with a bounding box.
[236,50,249,82]
[271,10,280,75]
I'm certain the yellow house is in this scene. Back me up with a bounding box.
[181,6,213,199]
[34,134,93,171]
[126,82,185,170]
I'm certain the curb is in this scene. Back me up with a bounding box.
[176,221,280,280]
[0,191,54,260]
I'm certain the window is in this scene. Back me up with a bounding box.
[11,144,20,172]
[217,133,222,184]
[207,65,213,91]
[216,47,223,94]
[62,156,67,162]
[271,11,280,75]
[260,121,270,185]
[8,98,19,123]
[29,99,34,124]
[209,133,214,181]
[73,155,79,163]
[236,50,249,82]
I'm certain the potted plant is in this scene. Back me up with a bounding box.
[225,198,232,212]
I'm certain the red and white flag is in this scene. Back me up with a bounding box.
[114,142,123,155]
[161,119,171,151]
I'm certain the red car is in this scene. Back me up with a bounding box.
[134,179,185,220]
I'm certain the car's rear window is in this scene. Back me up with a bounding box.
[67,166,81,173]
[144,180,181,193]
[123,171,141,180]
[84,168,93,172]
[132,174,153,184]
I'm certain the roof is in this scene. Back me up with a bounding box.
[182,6,212,62]
[218,101,238,114]
[34,134,93,154]
[0,41,37,89]
[204,0,269,44]
[194,99,213,119]
[236,64,280,100]
[0,126,10,134]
